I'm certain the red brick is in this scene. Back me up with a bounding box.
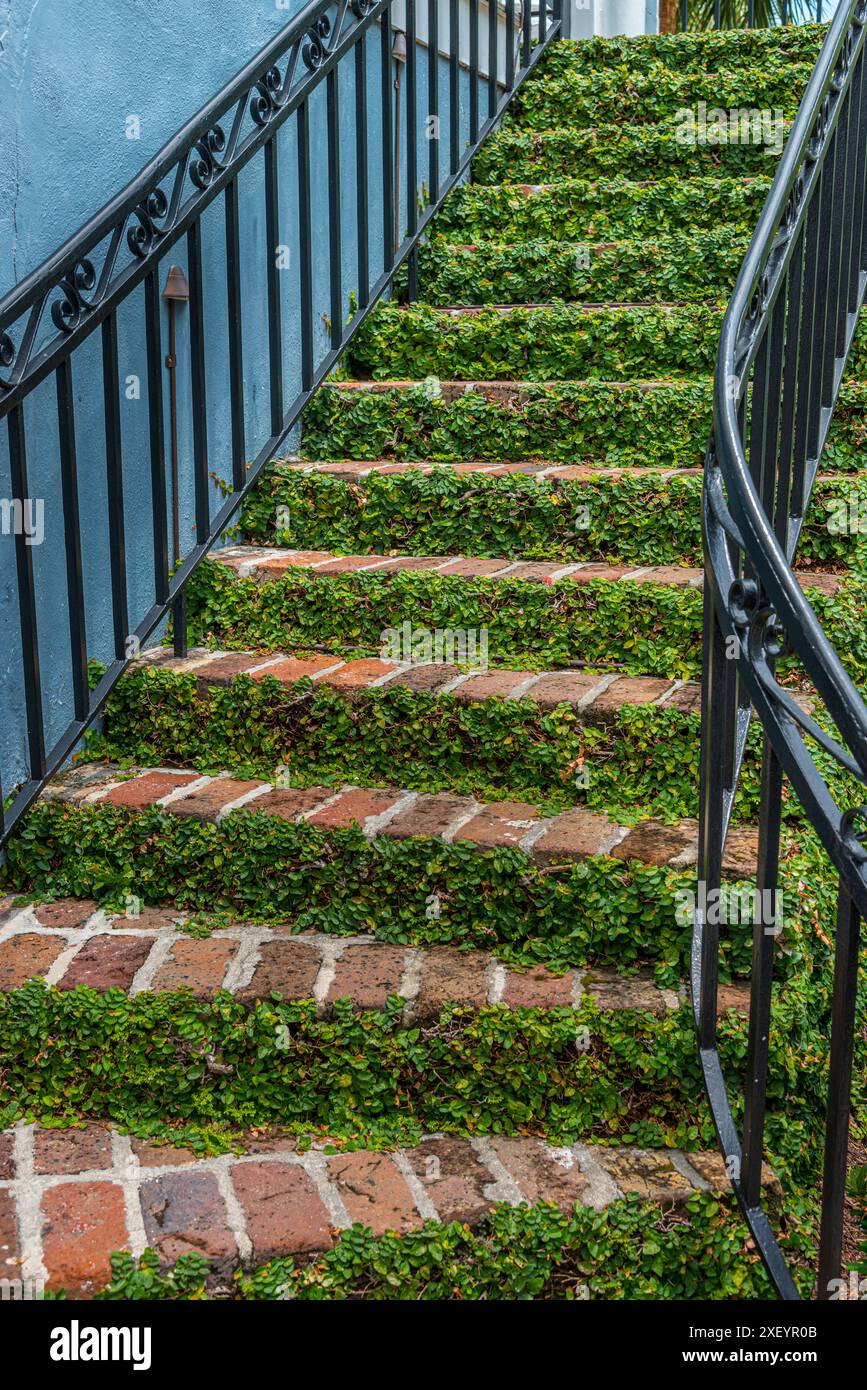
[327,944,407,1010]
[254,655,341,683]
[241,786,333,820]
[0,934,67,990]
[0,1190,19,1274]
[41,1181,129,1295]
[132,1138,200,1167]
[103,770,200,809]
[150,938,238,997]
[31,898,99,929]
[529,672,604,708]
[58,936,152,992]
[500,965,575,1009]
[436,557,513,577]
[375,555,453,572]
[388,792,473,840]
[325,659,400,689]
[167,778,268,822]
[453,800,540,849]
[194,653,263,686]
[139,1173,237,1271]
[452,670,527,700]
[34,1125,113,1175]
[631,566,702,587]
[583,968,668,1015]
[237,1131,298,1156]
[109,904,184,930]
[305,786,403,830]
[489,1138,588,1209]
[413,947,490,1017]
[717,982,751,1016]
[377,461,433,475]
[329,1152,418,1234]
[532,808,619,863]
[502,562,567,582]
[0,1130,14,1180]
[590,677,672,712]
[315,554,388,573]
[403,1138,495,1224]
[659,681,702,715]
[254,551,334,574]
[565,564,628,583]
[387,664,462,692]
[236,939,321,1004]
[231,1161,332,1259]
[595,1149,693,1205]
[798,571,842,596]
[611,819,696,866]
[722,826,760,877]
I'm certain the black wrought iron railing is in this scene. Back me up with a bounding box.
[0,0,560,853]
[699,0,867,1299]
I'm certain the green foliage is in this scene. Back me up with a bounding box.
[542,26,826,76]
[459,122,785,189]
[303,378,717,467]
[91,1195,818,1300]
[348,300,867,386]
[244,460,867,571]
[412,230,748,305]
[99,663,705,821]
[95,664,866,833]
[439,176,771,240]
[2,786,844,987]
[0,966,852,1176]
[302,377,867,474]
[501,61,812,132]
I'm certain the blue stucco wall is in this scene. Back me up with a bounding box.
[0,0,478,805]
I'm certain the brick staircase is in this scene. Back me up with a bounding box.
[0,24,850,1299]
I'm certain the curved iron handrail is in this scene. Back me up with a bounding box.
[700,0,867,1299]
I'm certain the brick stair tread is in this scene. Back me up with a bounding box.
[2,897,722,1015]
[277,458,864,485]
[284,458,708,478]
[211,544,845,595]
[131,643,706,713]
[0,1120,778,1296]
[43,761,768,877]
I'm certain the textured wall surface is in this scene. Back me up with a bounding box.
[0,1,476,805]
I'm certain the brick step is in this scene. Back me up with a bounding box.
[410,230,748,305]
[212,545,842,596]
[301,375,867,471]
[2,897,715,1015]
[244,459,865,571]
[193,545,854,682]
[497,63,810,133]
[444,120,787,187]
[0,1120,776,1296]
[41,760,763,876]
[347,299,867,385]
[131,643,704,714]
[546,26,824,75]
[439,175,770,242]
[347,300,725,380]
